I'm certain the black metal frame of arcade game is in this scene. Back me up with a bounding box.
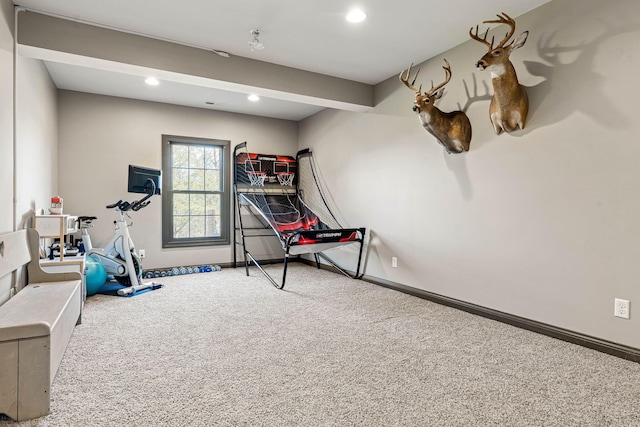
[232,142,366,289]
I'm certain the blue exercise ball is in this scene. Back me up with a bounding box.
[85,255,107,296]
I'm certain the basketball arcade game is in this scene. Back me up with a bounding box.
[233,142,366,289]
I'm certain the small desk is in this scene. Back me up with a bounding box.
[33,215,78,261]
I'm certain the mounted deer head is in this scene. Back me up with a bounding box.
[399,59,472,154]
[470,12,529,134]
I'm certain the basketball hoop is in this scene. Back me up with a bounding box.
[267,202,301,225]
[277,172,295,186]
[247,171,267,186]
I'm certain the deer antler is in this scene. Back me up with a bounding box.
[482,12,516,48]
[428,59,452,96]
[469,25,495,50]
[399,64,423,94]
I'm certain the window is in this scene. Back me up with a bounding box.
[162,135,230,248]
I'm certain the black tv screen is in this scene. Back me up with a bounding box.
[128,165,162,195]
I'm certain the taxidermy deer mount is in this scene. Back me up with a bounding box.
[470,12,529,134]
[399,59,472,154]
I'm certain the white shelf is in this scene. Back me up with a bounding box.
[34,215,78,261]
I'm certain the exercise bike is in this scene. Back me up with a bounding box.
[78,168,162,296]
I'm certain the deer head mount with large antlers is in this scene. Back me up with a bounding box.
[470,12,529,134]
[399,59,472,154]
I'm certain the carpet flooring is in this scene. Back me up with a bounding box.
[1,263,639,426]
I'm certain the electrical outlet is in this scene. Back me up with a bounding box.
[614,298,630,319]
[391,257,398,268]
[139,249,146,259]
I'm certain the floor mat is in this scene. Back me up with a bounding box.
[96,280,163,297]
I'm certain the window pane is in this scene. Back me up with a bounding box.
[190,168,205,191]
[205,169,221,192]
[173,215,189,238]
[206,194,220,216]
[172,145,189,168]
[190,193,205,215]
[189,215,205,237]
[204,146,220,169]
[173,168,189,191]
[189,145,205,169]
[206,215,219,237]
[174,194,189,215]
[206,194,221,237]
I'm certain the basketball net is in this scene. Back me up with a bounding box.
[296,152,342,230]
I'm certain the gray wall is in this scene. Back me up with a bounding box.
[0,0,14,304]
[0,1,13,235]
[0,2,59,304]
[57,91,298,270]
[298,0,640,349]
[15,56,58,224]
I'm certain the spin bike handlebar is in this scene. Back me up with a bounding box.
[105,199,151,212]
[106,179,157,212]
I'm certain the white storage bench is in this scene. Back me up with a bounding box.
[0,228,83,421]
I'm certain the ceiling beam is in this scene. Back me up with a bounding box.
[16,10,374,112]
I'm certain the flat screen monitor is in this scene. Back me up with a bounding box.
[128,165,162,195]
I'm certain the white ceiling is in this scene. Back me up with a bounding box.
[12,0,551,121]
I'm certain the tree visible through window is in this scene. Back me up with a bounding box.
[162,135,230,248]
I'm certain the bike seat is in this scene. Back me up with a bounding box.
[78,216,97,222]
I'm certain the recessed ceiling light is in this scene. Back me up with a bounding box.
[145,77,159,86]
[247,94,260,102]
[346,9,366,23]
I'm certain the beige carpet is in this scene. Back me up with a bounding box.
[1,263,639,426]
